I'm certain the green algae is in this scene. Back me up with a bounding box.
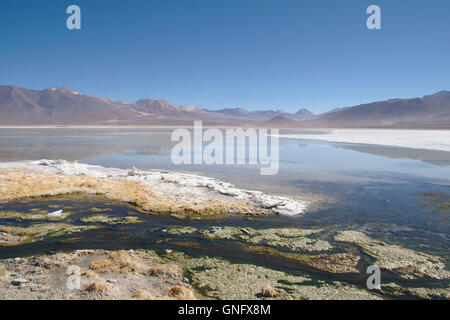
[162,226,358,274]
[162,226,197,235]
[419,192,450,225]
[382,282,450,299]
[199,226,331,252]
[80,214,143,225]
[335,230,450,280]
[80,207,113,213]
[0,209,73,221]
[145,250,379,300]
[241,244,360,274]
[0,223,100,246]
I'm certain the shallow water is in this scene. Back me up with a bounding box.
[0,128,449,295]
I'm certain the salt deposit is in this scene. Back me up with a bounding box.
[0,160,309,216]
[276,129,450,152]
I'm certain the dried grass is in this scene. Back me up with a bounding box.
[0,264,6,277]
[81,268,97,279]
[131,289,156,300]
[83,281,112,294]
[145,264,182,278]
[261,285,289,298]
[0,169,253,216]
[164,285,196,300]
[89,250,147,274]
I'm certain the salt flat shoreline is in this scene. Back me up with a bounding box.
[275,129,450,152]
[0,159,310,217]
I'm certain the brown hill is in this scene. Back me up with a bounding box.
[259,115,299,127]
[1,85,449,128]
[301,91,450,128]
[0,86,138,125]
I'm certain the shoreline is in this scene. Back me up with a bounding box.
[0,159,311,217]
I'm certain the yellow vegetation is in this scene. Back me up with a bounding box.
[0,264,6,277]
[83,281,112,293]
[0,169,254,216]
[145,264,182,278]
[81,268,98,279]
[88,250,182,279]
[131,289,156,300]
[164,285,196,300]
[89,250,144,274]
[131,286,196,300]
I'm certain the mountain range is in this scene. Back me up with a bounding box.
[0,85,449,128]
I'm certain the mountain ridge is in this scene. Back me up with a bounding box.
[0,85,449,128]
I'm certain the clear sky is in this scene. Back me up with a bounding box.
[1,0,449,113]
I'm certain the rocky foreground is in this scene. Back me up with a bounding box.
[0,227,449,300]
[0,249,196,300]
[0,248,385,300]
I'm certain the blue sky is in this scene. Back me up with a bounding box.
[0,0,449,113]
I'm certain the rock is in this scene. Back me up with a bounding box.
[10,272,24,278]
[128,167,142,176]
[241,228,250,235]
[11,278,29,286]
[261,285,289,298]
[272,200,306,216]
[47,210,63,218]
[0,232,6,238]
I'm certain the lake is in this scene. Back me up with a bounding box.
[0,127,449,276]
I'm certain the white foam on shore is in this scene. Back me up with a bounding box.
[276,129,450,152]
[0,160,308,216]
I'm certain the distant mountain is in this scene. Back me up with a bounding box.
[0,86,143,125]
[133,98,181,116]
[210,108,251,118]
[211,108,287,120]
[291,108,317,121]
[0,86,238,125]
[300,91,450,128]
[259,115,299,127]
[0,85,317,125]
[248,110,287,120]
[0,85,448,128]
